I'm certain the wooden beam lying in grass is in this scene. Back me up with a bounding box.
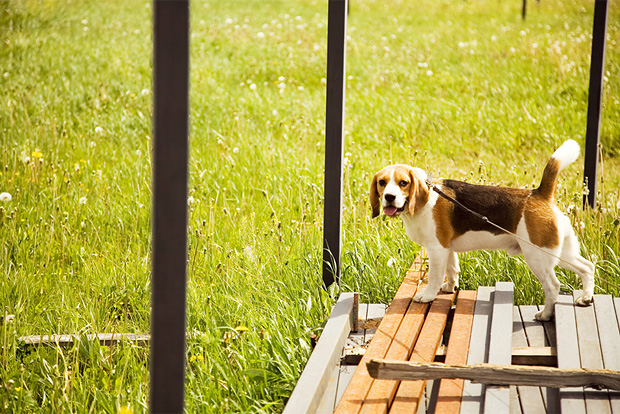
[366,360,620,391]
[18,333,150,347]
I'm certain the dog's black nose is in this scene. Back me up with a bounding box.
[384,194,395,203]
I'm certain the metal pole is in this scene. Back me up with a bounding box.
[150,1,190,413]
[322,0,348,288]
[583,0,608,208]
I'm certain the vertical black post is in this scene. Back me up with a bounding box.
[150,1,190,413]
[322,0,348,288]
[583,0,608,208]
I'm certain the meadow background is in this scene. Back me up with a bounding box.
[1,0,619,412]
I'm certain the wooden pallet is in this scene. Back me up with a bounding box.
[283,255,620,413]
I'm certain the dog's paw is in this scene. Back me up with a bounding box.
[534,309,553,322]
[575,294,593,307]
[413,291,437,303]
[441,281,457,293]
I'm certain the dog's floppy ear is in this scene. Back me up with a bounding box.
[407,168,429,215]
[369,173,381,218]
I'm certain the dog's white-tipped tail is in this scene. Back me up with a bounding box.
[552,139,580,171]
[537,140,580,200]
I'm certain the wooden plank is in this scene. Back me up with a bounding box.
[519,305,547,347]
[335,365,357,410]
[538,305,556,348]
[316,363,341,413]
[594,295,620,413]
[573,291,612,414]
[358,299,430,413]
[513,306,546,414]
[19,333,151,347]
[283,292,356,414]
[335,256,426,414]
[461,286,494,414]
[555,293,586,414]
[434,290,477,414]
[366,360,620,390]
[389,291,456,414]
[484,282,514,414]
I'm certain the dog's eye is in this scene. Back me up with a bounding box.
[399,180,409,187]
[378,180,386,187]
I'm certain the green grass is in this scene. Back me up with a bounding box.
[1,0,620,412]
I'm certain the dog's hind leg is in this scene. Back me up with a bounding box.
[558,230,595,306]
[522,248,561,321]
[441,251,459,293]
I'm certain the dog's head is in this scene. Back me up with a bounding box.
[370,165,429,218]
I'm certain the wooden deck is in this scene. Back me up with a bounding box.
[284,254,620,413]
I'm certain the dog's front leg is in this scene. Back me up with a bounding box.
[414,248,450,303]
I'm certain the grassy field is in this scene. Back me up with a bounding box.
[1,0,619,412]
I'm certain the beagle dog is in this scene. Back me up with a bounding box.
[370,140,594,321]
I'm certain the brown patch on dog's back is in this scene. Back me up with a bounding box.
[524,194,559,248]
[441,180,530,237]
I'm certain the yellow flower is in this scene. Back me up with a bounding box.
[118,406,133,414]
[32,150,43,158]
[235,325,249,332]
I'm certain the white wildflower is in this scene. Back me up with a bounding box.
[232,147,239,154]
[225,18,233,25]
[387,258,396,268]
[256,32,265,39]
[187,196,195,206]
[95,126,104,134]
[0,192,12,202]
[249,83,257,91]
[79,197,88,205]
[141,88,149,96]
[426,70,433,76]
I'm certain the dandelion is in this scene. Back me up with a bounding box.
[187,196,195,206]
[136,150,142,156]
[256,32,265,39]
[272,109,278,116]
[387,258,396,268]
[232,147,239,154]
[141,88,149,96]
[277,82,286,89]
[235,325,249,332]
[225,18,233,24]
[426,70,433,76]
[491,35,498,42]
[249,83,257,91]
[95,126,104,134]
[79,197,88,205]
[32,150,43,159]
[118,406,133,414]
[0,192,12,202]
[297,86,304,91]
